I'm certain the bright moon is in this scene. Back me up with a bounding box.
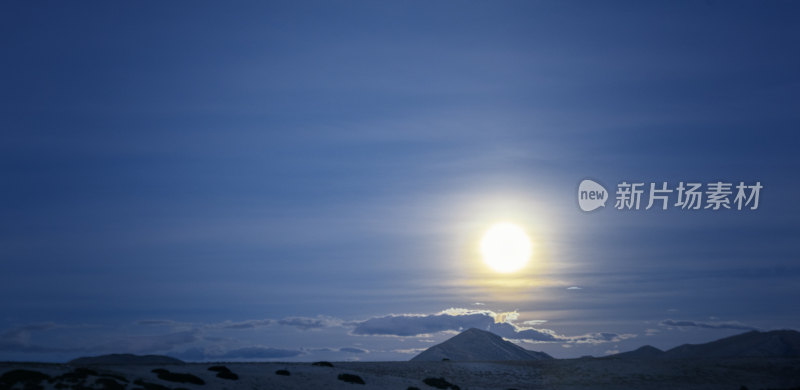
[480,222,532,273]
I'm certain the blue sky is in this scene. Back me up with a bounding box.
[1,1,799,361]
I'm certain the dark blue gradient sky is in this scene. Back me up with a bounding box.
[2,1,799,361]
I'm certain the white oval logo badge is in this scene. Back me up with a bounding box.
[578,179,608,212]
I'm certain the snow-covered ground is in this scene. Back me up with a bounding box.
[2,358,800,390]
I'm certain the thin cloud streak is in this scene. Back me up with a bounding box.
[660,319,758,331]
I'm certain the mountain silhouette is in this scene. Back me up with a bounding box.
[610,330,800,359]
[664,330,800,359]
[411,328,553,361]
[608,345,665,359]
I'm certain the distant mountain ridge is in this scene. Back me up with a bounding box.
[609,330,800,359]
[411,328,553,362]
[610,345,665,359]
[663,330,800,359]
[69,354,184,365]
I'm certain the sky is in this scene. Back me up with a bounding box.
[1,1,799,362]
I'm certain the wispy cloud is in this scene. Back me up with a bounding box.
[352,309,498,337]
[176,346,304,361]
[214,319,274,330]
[0,323,200,355]
[99,329,201,354]
[305,347,368,354]
[0,309,636,361]
[660,319,757,331]
[278,316,341,330]
[136,320,185,327]
[0,323,57,345]
[523,320,548,325]
[566,332,636,345]
[339,347,368,354]
[219,347,304,359]
[0,323,73,354]
[277,317,327,330]
[176,316,342,331]
[392,348,427,354]
[352,308,633,344]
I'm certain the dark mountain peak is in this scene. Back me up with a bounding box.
[452,327,498,340]
[411,328,553,362]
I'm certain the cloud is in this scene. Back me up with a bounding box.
[0,323,201,356]
[0,342,75,354]
[278,316,340,330]
[523,320,548,325]
[392,348,427,354]
[339,347,368,354]
[660,319,757,331]
[136,320,178,326]
[219,347,304,359]
[567,286,582,290]
[215,319,273,330]
[305,346,367,354]
[0,309,634,360]
[307,347,335,352]
[351,309,497,337]
[135,319,198,328]
[352,308,630,344]
[488,321,561,342]
[156,316,344,332]
[175,346,304,361]
[566,332,636,345]
[137,318,275,330]
[100,329,201,354]
[0,323,71,353]
[0,323,57,345]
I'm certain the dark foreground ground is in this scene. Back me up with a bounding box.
[2,357,800,390]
